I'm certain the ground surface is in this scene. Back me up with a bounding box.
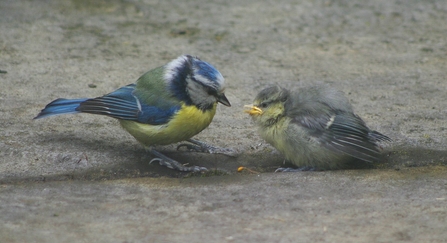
[1,0,446,242]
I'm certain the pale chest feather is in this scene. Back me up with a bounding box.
[260,118,348,169]
[258,117,291,152]
[120,103,217,146]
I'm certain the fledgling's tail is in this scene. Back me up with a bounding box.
[369,130,391,143]
[34,98,88,119]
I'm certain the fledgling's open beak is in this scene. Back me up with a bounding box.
[244,105,263,116]
[217,93,231,107]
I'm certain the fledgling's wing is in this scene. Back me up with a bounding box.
[283,85,388,162]
[288,105,383,163]
[78,83,181,125]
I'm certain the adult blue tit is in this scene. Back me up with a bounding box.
[245,85,390,171]
[35,55,232,172]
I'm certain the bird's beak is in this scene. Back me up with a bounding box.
[217,93,231,107]
[244,105,263,116]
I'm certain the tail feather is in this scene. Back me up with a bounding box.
[34,98,88,119]
[368,130,391,142]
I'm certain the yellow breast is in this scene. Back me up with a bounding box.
[119,103,217,146]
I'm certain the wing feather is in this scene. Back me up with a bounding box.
[292,110,384,162]
[77,84,180,125]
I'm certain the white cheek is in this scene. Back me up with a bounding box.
[164,55,188,83]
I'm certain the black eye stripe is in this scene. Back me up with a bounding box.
[189,75,219,96]
[206,86,218,96]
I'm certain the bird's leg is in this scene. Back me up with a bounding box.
[177,138,238,157]
[148,149,208,172]
[275,166,316,172]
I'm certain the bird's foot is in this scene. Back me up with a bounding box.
[177,139,238,157]
[149,149,207,172]
[275,166,316,172]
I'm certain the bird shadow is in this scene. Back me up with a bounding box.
[380,146,447,169]
[3,133,447,184]
[2,133,244,184]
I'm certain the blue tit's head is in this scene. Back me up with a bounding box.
[164,55,230,111]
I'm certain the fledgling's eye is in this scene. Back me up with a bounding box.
[260,102,268,108]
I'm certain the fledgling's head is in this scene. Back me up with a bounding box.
[164,55,230,111]
[245,85,290,127]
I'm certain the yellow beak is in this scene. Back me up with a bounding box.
[244,105,263,116]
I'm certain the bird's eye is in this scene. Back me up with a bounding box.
[260,102,268,108]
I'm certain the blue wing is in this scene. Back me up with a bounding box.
[35,84,181,125]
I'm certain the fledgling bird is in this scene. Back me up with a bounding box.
[35,55,232,172]
[245,85,390,171]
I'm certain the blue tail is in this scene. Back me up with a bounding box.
[34,98,88,119]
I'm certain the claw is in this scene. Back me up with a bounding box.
[177,143,202,152]
[275,167,316,172]
[148,149,208,172]
[181,139,239,157]
[149,158,162,164]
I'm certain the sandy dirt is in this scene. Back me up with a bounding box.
[1,0,446,242]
